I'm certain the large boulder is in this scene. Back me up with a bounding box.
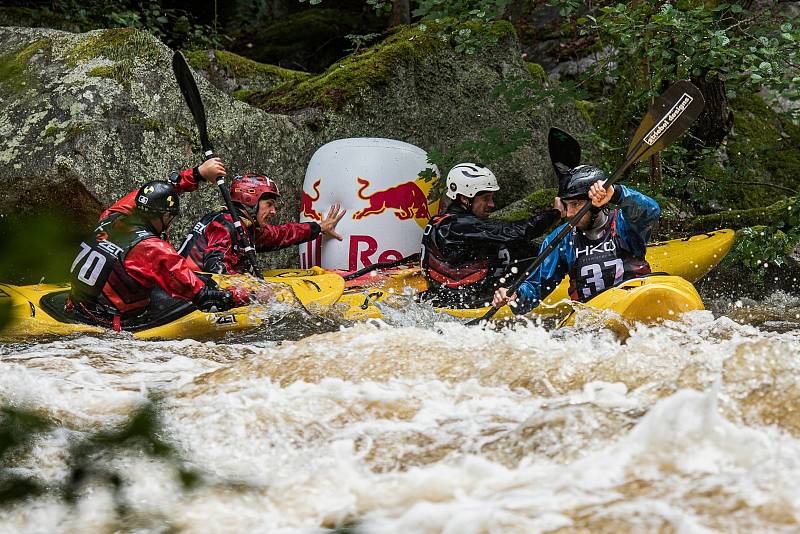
[0,26,314,275]
[247,22,590,209]
[0,23,590,279]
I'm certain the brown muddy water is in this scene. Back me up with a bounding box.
[1,292,800,533]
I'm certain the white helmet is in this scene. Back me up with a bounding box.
[445,163,499,200]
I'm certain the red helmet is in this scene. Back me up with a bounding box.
[230,173,280,213]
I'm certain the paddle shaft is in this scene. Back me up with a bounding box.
[172,51,261,278]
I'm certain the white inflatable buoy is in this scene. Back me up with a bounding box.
[299,138,440,271]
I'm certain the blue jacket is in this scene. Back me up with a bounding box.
[514,185,660,314]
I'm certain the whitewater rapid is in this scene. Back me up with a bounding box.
[1,300,800,533]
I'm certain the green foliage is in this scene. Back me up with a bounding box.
[726,226,800,284]
[298,0,516,54]
[27,0,227,50]
[586,2,799,96]
[0,213,79,284]
[345,33,383,53]
[0,402,205,513]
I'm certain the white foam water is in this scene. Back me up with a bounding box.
[1,308,800,532]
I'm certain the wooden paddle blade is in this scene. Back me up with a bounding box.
[171,51,213,154]
[627,81,705,163]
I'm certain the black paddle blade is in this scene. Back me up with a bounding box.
[627,81,705,164]
[172,51,212,154]
[548,127,582,191]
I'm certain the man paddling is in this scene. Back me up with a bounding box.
[492,165,660,312]
[420,163,561,307]
[67,158,250,330]
[177,173,345,274]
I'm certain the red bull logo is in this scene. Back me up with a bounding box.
[352,177,431,222]
[300,179,322,221]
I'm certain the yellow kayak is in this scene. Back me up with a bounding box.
[338,229,734,321]
[0,267,344,341]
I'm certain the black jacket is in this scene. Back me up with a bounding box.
[420,202,560,307]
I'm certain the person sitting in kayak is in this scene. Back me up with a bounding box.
[420,163,561,307]
[492,165,660,312]
[178,173,345,274]
[67,159,251,330]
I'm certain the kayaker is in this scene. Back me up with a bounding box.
[178,173,345,274]
[67,159,251,330]
[492,165,660,312]
[420,163,561,307]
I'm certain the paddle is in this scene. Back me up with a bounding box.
[548,127,581,190]
[467,80,705,326]
[171,51,262,278]
[342,253,421,281]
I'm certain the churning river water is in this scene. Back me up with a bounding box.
[2,291,800,533]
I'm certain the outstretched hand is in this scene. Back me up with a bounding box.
[198,158,226,183]
[320,203,346,241]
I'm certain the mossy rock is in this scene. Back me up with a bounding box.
[491,188,558,222]
[183,49,309,95]
[717,94,800,209]
[246,21,516,113]
[228,8,385,73]
[689,195,799,232]
[246,24,440,112]
[0,39,50,95]
[71,28,163,90]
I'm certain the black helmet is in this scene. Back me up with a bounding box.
[558,165,607,201]
[135,181,180,216]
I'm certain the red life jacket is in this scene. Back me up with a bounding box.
[177,210,247,273]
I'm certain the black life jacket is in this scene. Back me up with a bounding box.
[421,213,495,289]
[69,216,156,320]
[568,209,651,302]
[178,210,248,273]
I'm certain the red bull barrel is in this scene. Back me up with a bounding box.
[299,138,439,271]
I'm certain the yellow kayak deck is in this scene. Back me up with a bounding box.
[339,229,734,321]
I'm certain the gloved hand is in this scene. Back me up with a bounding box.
[192,285,233,312]
[227,286,252,307]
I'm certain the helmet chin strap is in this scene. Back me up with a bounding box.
[583,207,608,240]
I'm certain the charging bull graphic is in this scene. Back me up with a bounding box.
[352,177,431,221]
[300,179,322,221]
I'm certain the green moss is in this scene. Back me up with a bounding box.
[87,64,129,88]
[183,50,212,71]
[721,94,800,208]
[174,124,195,143]
[491,188,558,222]
[184,49,309,90]
[232,89,258,102]
[43,125,58,138]
[246,23,442,112]
[245,21,512,113]
[65,122,92,139]
[68,29,162,91]
[574,100,596,125]
[130,116,166,130]
[525,62,547,83]
[0,39,49,94]
[689,195,799,232]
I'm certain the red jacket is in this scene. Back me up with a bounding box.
[179,210,320,274]
[97,168,205,312]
